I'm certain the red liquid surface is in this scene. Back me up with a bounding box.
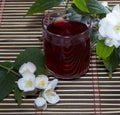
[44,20,90,79]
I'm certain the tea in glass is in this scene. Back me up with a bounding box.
[42,12,91,79]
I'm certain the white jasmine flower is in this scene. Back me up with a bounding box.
[34,97,47,110]
[43,79,60,104]
[18,72,36,92]
[99,5,120,48]
[19,62,36,75]
[35,75,48,89]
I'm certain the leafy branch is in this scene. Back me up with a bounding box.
[0,48,48,105]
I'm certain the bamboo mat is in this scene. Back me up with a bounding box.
[0,0,120,115]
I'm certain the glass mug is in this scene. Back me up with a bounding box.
[42,11,91,79]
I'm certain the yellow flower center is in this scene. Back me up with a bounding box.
[39,80,46,87]
[46,89,54,97]
[23,68,30,72]
[114,25,120,32]
[26,79,33,87]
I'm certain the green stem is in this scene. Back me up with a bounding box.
[109,72,112,78]
[0,64,20,77]
[39,90,43,97]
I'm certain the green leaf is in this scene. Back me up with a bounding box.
[73,0,110,15]
[73,0,89,13]
[0,71,18,101]
[14,48,48,76]
[85,0,110,14]
[71,4,90,17]
[104,48,120,73]
[96,40,114,60]
[26,0,64,16]
[14,84,23,106]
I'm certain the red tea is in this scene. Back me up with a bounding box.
[43,19,90,79]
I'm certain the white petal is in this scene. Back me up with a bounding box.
[18,72,36,92]
[43,89,60,104]
[112,39,120,48]
[48,79,58,90]
[106,13,119,25]
[35,75,48,89]
[18,78,26,91]
[43,79,58,93]
[105,25,115,38]
[19,62,36,75]
[104,38,120,48]
[23,85,35,92]
[105,38,114,47]
[22,71,35,77]
[34,97,47,110]
[99,18,109,37]
[112,4,120,16]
